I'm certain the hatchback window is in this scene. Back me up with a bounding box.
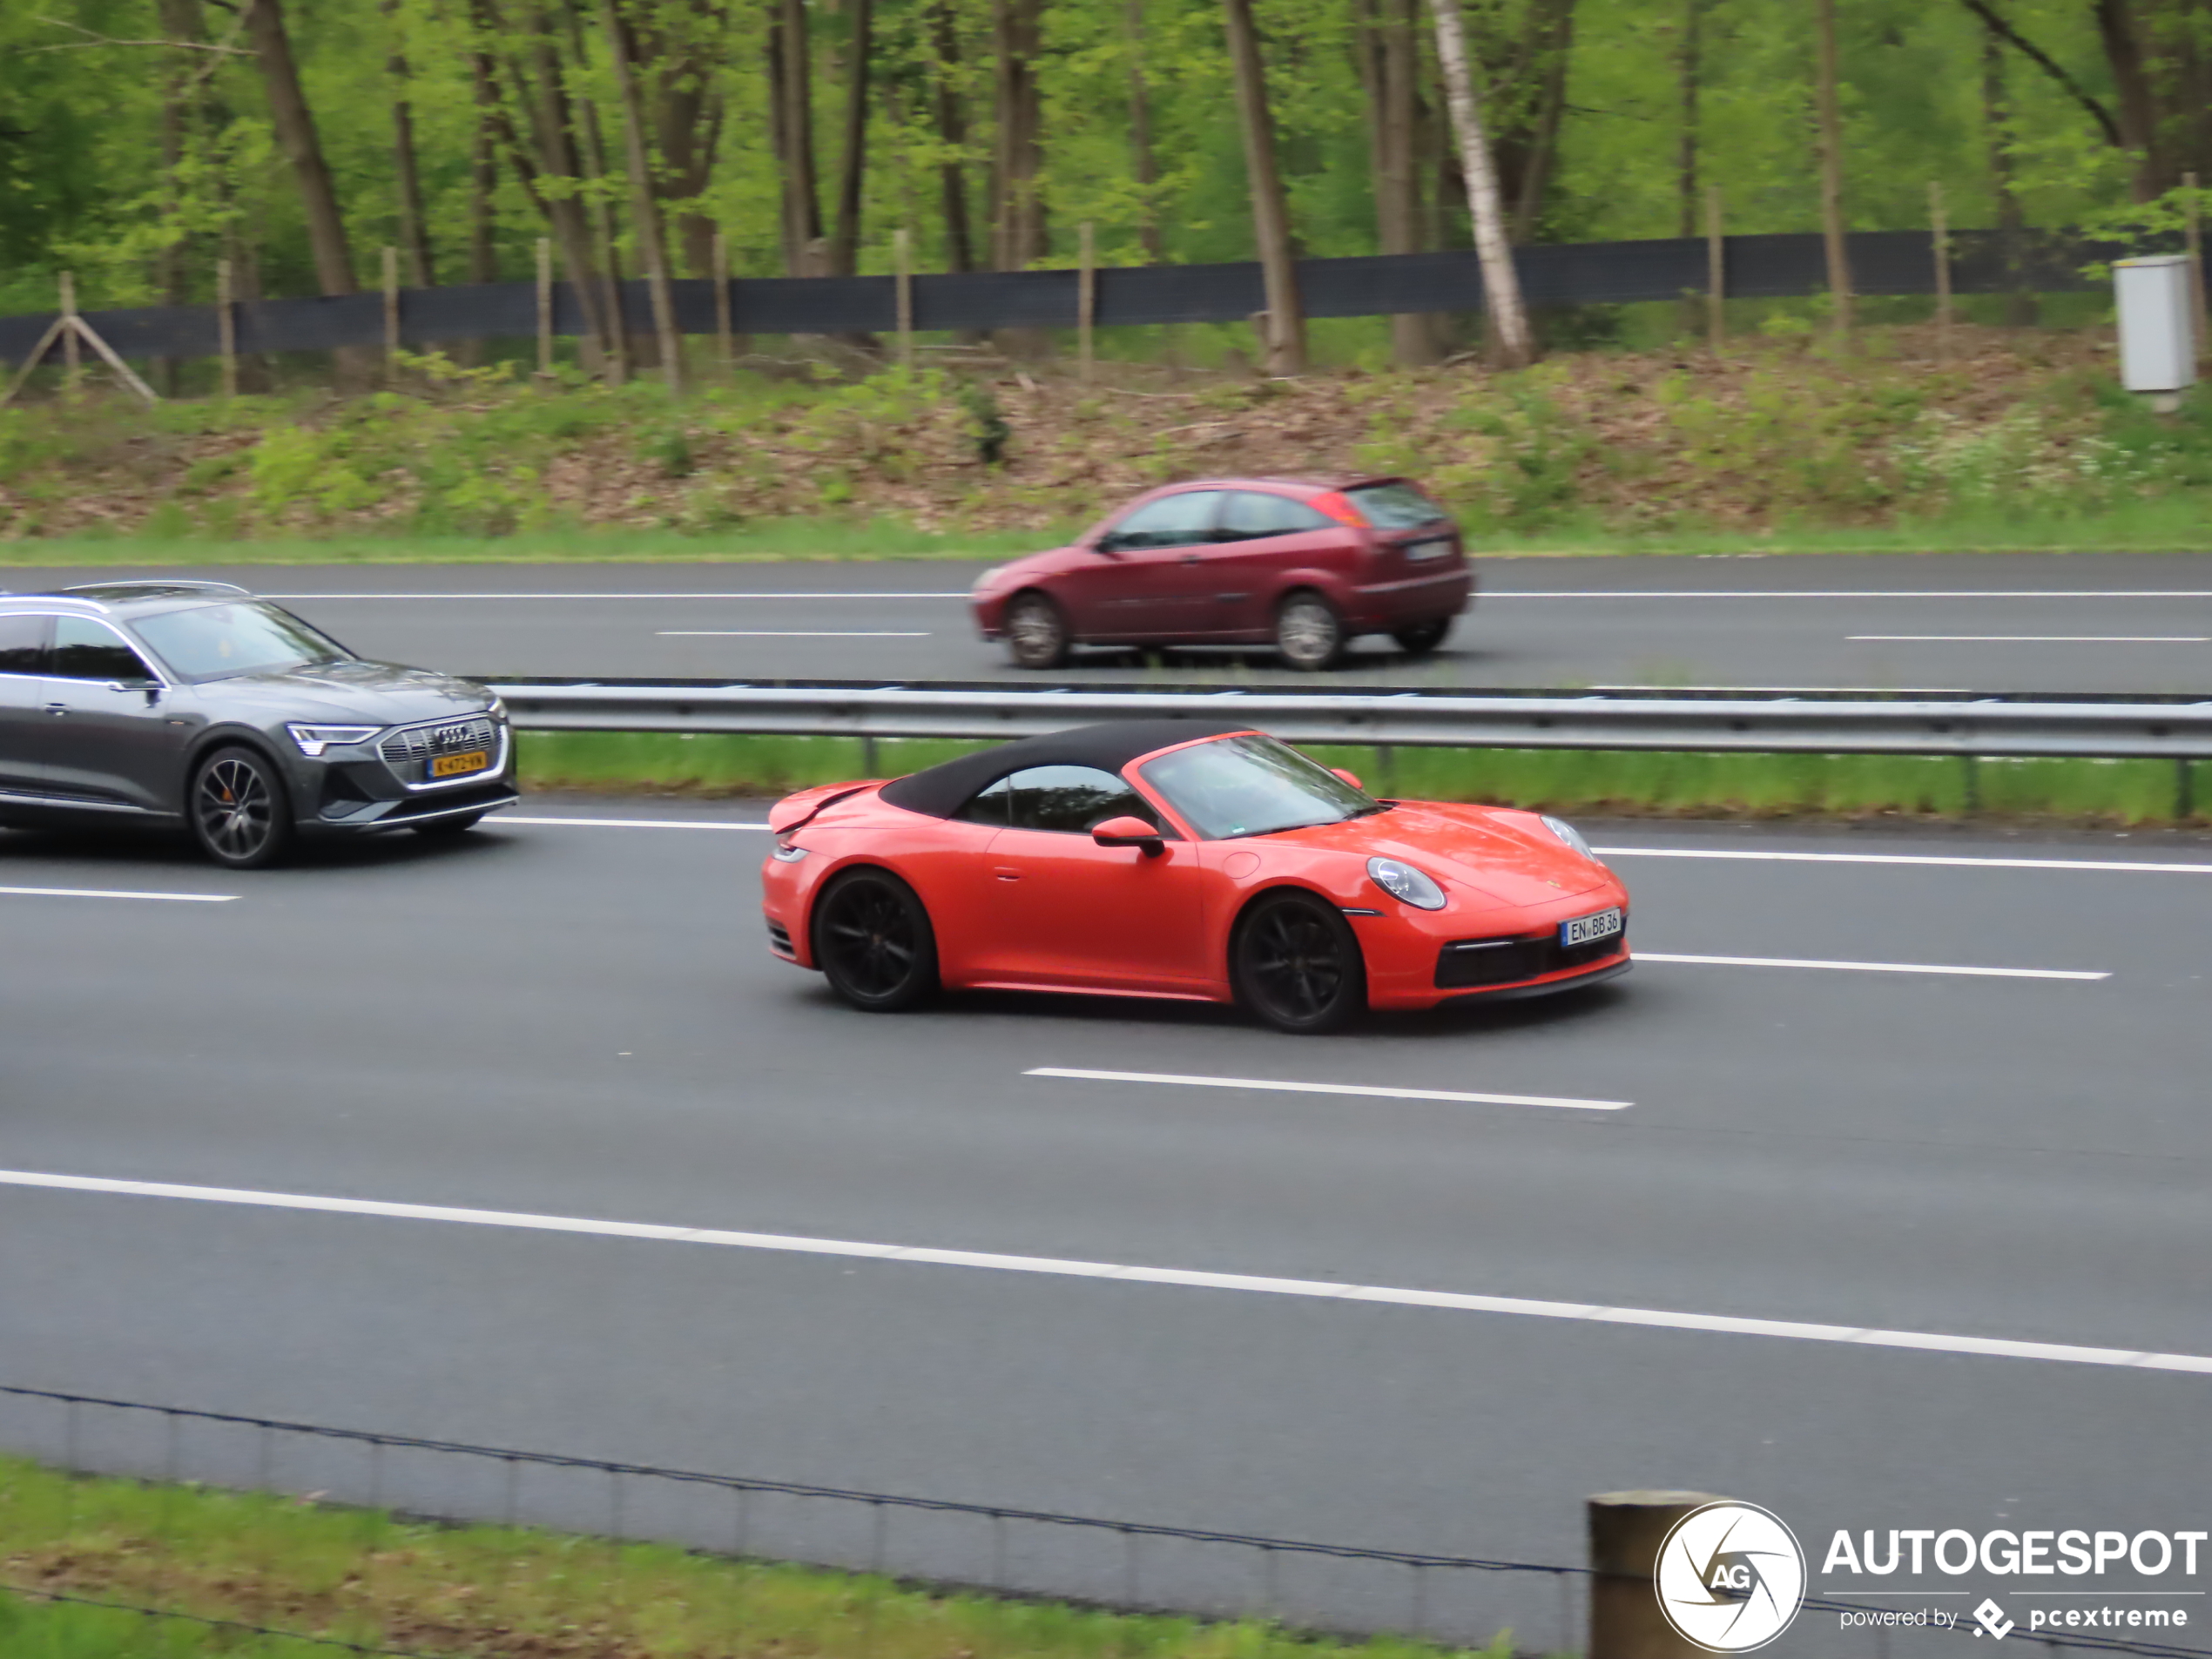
[1219,491,1333,540]
[51,616,158,683]
[0,613,44,675]
[132,602,352,683]
[1098,491,1225,552]
[1002,765,1158,833]
[1345,481,1447,529]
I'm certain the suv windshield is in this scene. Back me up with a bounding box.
[1140,734,1381,840]
[1345,481,1446,529]
[132,602,353,683]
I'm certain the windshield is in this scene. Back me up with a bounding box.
[1345,481,1447,529]
[132,602,354,683]
[1140,734,1380,840]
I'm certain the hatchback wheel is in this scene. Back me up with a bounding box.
[190,745,295,869]
[1275,591,1345,671]
[1393,617,1452,656]
[1232,890,1366,1033]
[1005,592,1070,670]
[813,868,941,1011]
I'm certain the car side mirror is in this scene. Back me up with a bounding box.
[110,678,161,701]
[1092,536,1124,557]
[1091,815,1165,856]
[1332,768,1364,791]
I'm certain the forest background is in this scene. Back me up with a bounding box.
[5,0,2212,549]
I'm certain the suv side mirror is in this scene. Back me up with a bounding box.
[1091,814,1165,856]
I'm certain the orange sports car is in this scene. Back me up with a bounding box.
[760,721,1629,1032]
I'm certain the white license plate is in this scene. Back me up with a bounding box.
[1404,537,1454,561]
[1561,907,1623,948]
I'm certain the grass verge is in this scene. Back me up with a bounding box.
[516,732,2205,826]
[0,1458,1516,1659]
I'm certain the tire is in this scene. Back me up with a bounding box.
[1231,889,1367,1034]
[189,745,295,869]
[414,813,485,838]
[1274,590,1346,671]
[812,867,941,1012]
[1393,617,1452,656]
[1004,591,1071,670]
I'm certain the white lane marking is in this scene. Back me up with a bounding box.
[1026,1066,1629,1111]
[1848,633,2207,643]
[263,591,970,601]
[499,815,771,830]
[0,886,237,903]
[1637,952,2107,981]
[2,1167,2200,1374]
[1491,590,2212,600]
[1598,846,2212,874]
[656,630,933,638]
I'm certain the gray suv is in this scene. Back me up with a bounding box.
[0,580,518,867]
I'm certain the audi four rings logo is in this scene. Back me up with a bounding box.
[1655,1501,1808,1652]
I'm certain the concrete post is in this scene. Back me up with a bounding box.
[1588,1490,1721,1659]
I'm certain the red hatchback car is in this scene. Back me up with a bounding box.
[970,476,1474,671]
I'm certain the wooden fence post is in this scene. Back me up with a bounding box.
[1704,186,1724,351]
[1588,1492,1721,1659]
[712,231,734,373]
[1929,180,1951,360]
[536,238,553,376]
[2186,172,2207,368]
[59,272,80,395]
[1079,220,1097,383]
[382,245,401,374]
[894,228,914,368]
[216,259,238,397]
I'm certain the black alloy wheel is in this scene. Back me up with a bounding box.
[1392,617,1452,656]
[414,813,486,838]
[1233,890,1366,1033]
[190,745,295,869]
[1005,591,1071,670]
[1274,591,1346,671]
[813,868,941,1011]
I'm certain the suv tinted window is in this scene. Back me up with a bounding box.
[1004,765,1158,833]
[1345,481,1446,529]
[1219,491,1332,539]
[1099,491,1225,551]
[51,616,158,683]
[0,613,44,674]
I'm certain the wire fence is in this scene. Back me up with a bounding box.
[3,1385,2207,1659]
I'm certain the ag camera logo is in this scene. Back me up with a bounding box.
[1655,1501,1807,1653]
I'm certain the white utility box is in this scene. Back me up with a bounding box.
[2114,253,2198,396]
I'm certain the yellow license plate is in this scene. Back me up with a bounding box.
[430,750,489,779]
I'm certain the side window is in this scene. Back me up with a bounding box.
[954,775,1012,826]
[51,616,158,683]
[1098,491,1225,552]
[0,613,45,675]
[1219,491,1333,541]
[1003,765,1159,834]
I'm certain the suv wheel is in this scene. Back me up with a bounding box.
[1275,591,1346,671]
[1005,592,1070,670]
[190,745,295,869]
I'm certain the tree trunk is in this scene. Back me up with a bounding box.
[1676,0,1700,238]
[772,0,824,274]
[1362,0,1431,365]
[1813,0,1852,341]
[1220,0,1305,374]
[553,0,634,375]
[1984,30,2038,327]
[929,0,976,272]
[384,0,435,286]
[1429,0,1532,367]
[1126,0,1164,264]
[155,0,203,394]
[2094,0,2212,200]
[468,52,500,283]
[828,0,873,276]
[604,0,685,389]
[245,0,355,295]
[1508,0,1574,240]
[989,0,1045,270]
[646,0,727,277]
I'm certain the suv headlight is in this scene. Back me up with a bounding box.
[1367,856,1447,910]
[483,696,507,718]
[287,723,381,757]
[1541,814,1596,860]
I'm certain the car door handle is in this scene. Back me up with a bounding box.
[1180,554,1203,564]
[44,703,66,717]
[992,866,1022,881]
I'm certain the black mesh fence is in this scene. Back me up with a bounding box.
[0,229,2130,367]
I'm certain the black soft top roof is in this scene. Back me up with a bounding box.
[878,719,1252,819]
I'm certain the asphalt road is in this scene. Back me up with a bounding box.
[14,551,2212,691]
[4,803,2210,1652]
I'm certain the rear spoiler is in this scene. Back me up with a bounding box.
[767,780,880,836]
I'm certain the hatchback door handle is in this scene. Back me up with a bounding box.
[1180,554,1203,564]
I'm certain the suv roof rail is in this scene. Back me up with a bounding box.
[58,579,253,598]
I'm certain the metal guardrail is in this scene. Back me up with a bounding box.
[486,678,2212,761]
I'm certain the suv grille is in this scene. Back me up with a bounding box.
[1435,927,1625,990]
[379,714,502,786]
